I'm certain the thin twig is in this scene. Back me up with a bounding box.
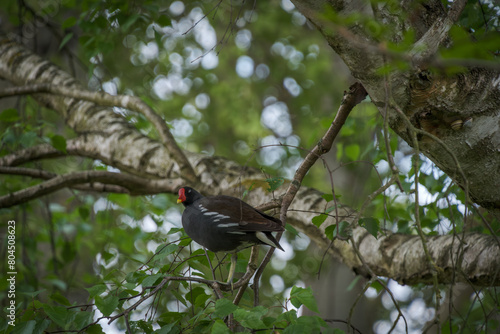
[391,103,443,330]
[253,83,367,305]
[347,280,372,332]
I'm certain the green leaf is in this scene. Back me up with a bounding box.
[312,214,328,227]
[108,193,130,207]
[233,306,268,330]
[290,286,319,313]
[50,135,67,153]
[214,299,238,318]
[85,324,105,334]
[73,311,94,329]
[43,305,71,328]
[155,243,178,257]
[170,290,188,308]
[266,177,285,192]
[62,17,77,29]
[50,291,71,306]
[78,207,90,220]
[130,319,153,332]
[167,227,184,235]
[20,289,46,298]
[151,194,170,209]
[12,320,36,333]
[345,144,360,161]
[277,309,297,323]
[324,221,351,240]
[324,225,336,240]
[20,132,38,147]
[370,280,384,294]
[141,273,163,287]
[95,294,119,317]
[284,315,324,334]
[157,14,171,27]
[285,223,299,236]
[321,194,334,202]
[154,323,178,334]
[186,287,209,308]
[359,217,380,239]
[325,205,336,213]
[211,319,230,334]
[242,183,254,200]
[396,220,411,233]
[59,32,74,50]
[178,237,192,247]
[0,108,19,122]
[125,270,148,284]
[33,318,52,334]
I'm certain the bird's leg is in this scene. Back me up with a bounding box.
[227,253,238,291]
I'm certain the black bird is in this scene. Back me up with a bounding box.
[177,186,284,285]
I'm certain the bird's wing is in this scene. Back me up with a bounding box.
[198,196,284,232]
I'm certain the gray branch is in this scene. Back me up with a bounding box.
[0,169,182,208]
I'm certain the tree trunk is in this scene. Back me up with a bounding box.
[291,0,500,220]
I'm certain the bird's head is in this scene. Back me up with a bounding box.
[177,187,203,206]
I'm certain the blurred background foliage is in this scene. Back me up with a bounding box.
[0,0,499,333]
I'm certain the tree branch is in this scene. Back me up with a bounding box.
[410,0,468,64]
[253,83,368,301]
[0,82,197,183]
[280,82,368,223]
[0,170,182,208]
[0,35,197,184]
[0,166,129,193]
[0,133,184,181]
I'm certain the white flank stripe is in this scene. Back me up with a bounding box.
[218,223,239,228]
[204,212,218,216]
[256,231,277,247]
[228,231,246,235]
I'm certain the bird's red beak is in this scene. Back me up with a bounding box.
[177,188,186,203]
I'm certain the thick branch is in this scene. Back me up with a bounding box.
[0,83,197,183]
[0,166,128,193]
[0,170,181,208]
[410,0,468,64]
[0,35,195,183]
[0,134,179,180]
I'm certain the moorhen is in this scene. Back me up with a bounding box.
[177,186,284,285]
